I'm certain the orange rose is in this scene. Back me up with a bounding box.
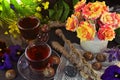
[97,24,115,41]
[82,1,108,20]
[76,21,96,41]
[74,0,86,12]
[73,12,83,21]
[66,15,79,32]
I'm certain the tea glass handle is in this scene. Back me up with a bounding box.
[36,24,49,44]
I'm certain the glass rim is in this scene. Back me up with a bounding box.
[25,44,52,62]
[17,16,40,30]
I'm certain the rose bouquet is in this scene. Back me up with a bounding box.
[66,0,120,41]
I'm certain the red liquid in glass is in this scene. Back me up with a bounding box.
[26,44,51,70]
[18,17,40,40]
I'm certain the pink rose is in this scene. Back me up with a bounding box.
[74,0,86,12]
[97,24,115,41]
[100,12,120,29]
[82,1,108,20]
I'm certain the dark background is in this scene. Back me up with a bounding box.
[86,0,120,7]
[95,0,120,7]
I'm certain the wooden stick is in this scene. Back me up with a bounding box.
[51,41,78,66]
[54,29,100,80]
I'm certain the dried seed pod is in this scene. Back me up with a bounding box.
[5,69,16,80]
[48,55,60,65]
[96,53,106,62]
[43,67,55,77]
[92,62,102,70]
[83,52,94,61]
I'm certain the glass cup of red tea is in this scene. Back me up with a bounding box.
[25,43,52,72]
[18,16,40,46]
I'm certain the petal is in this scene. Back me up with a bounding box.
[101,65,118,78]
[0,64,5,70]
[4,53,12,69]
[0,53,12,70]
[9,45,23,61]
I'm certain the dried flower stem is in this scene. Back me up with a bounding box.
[48,21,65,28]
[52,29,101,80]
[52,41,77,65]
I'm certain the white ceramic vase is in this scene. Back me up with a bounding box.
[80,36,108,53]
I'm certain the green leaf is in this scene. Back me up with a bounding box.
[10,0,24,16]
[60,0,70,22]
[0,0,15,19]
[21,0,34,5]
[21,0,37,10]
[91,0,95,2]
[10,0,20,11]
[0,0,2,3]
[115,28,120,35]
[73,0,79,6]
[49,9,55,19]
[1,0,10,13]
[21,5,35,16]
[0,20,3,27]
[54,2,64,20]
[48,0,64,21]
[0,4,2,11]
[10,0,36,16]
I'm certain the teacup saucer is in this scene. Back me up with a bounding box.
[17,50,60,80]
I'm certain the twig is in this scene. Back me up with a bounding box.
[48,21,65,28]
